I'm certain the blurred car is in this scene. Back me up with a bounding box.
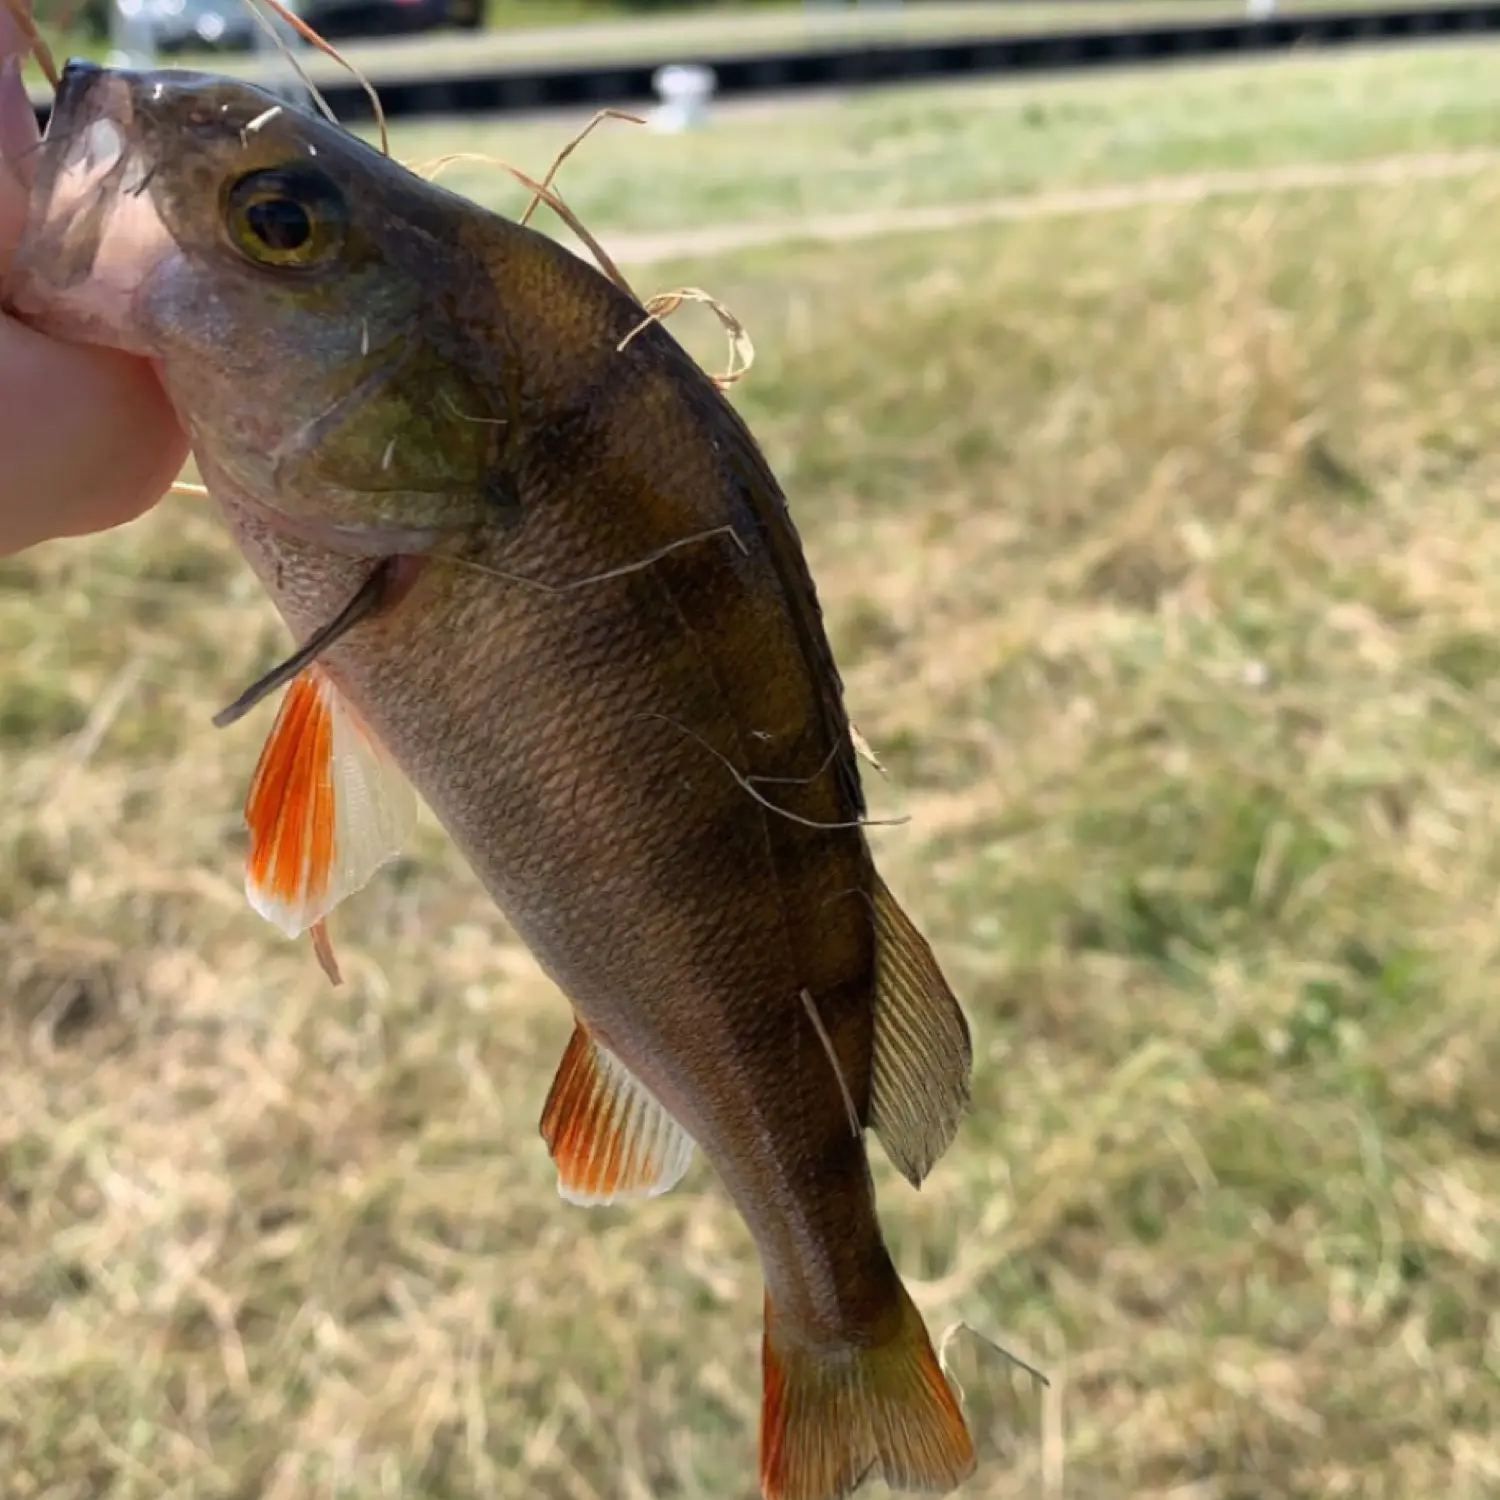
[79,0,481,53]
[301,0,483,39]
[130,0,257,53]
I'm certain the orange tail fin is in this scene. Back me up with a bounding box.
[759,1281,976,1500]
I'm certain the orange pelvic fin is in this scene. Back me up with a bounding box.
[539,1023,696,1205]
[867,873,974,1188]
[243,664,417,945]
[760,1281,976,1500]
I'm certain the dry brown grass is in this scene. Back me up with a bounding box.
[6,108,1500,1500]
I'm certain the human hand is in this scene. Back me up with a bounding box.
[0,8,190,557]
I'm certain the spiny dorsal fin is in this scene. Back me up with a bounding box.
[867,874,973,1188]
[243,664,417,952]
[540,1024,696,1205]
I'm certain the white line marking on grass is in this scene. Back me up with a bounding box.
[609,149,1500,266]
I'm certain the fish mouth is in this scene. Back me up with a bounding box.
[2,61,166,350]
[50,57,116,130]
[19,59,138,281]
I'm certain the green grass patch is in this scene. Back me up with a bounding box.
[384,43,1500,236]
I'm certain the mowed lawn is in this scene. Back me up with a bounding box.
[387,42,1500,236]
[6,46,1500,1500]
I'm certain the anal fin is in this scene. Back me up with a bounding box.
[540,1024,696,1205]
[868,874,973,1188]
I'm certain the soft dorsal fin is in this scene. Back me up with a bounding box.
[867,874,973,1188]
[540,1024,697,1205]
[242,664,417,950]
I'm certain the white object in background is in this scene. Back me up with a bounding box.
[1246,0,1277,16]
[105,0,156,69]
[650,63,718,133]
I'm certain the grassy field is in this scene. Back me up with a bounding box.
[385,42,1500,237]
[7,42,1500,1500]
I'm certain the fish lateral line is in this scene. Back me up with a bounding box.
[443,522,748,597]
[632,710,909,834]
[212,554,423,729]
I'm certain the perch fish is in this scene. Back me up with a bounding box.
[3,60,977,1500]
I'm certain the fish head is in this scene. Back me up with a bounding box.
[5,62,515,555]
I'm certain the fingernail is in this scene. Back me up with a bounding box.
[0,56,38,188]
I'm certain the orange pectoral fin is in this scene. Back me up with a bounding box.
[540,1024,696,1206]
[243,665,417,952]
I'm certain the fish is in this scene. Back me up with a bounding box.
[4,60,978,1500]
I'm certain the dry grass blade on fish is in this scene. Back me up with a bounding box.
[240,0,389,154]
[515,109,646,230]
[418,150,638,301]
[446,522,750,596]
[415,118,758,383]
[936,1322,1051,1401]
[620,287,756,391]
[629,709,911,834]
[413,108,645,262]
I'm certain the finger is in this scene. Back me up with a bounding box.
[0,311,191,556]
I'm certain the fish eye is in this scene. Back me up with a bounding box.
[224,166,348,270]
